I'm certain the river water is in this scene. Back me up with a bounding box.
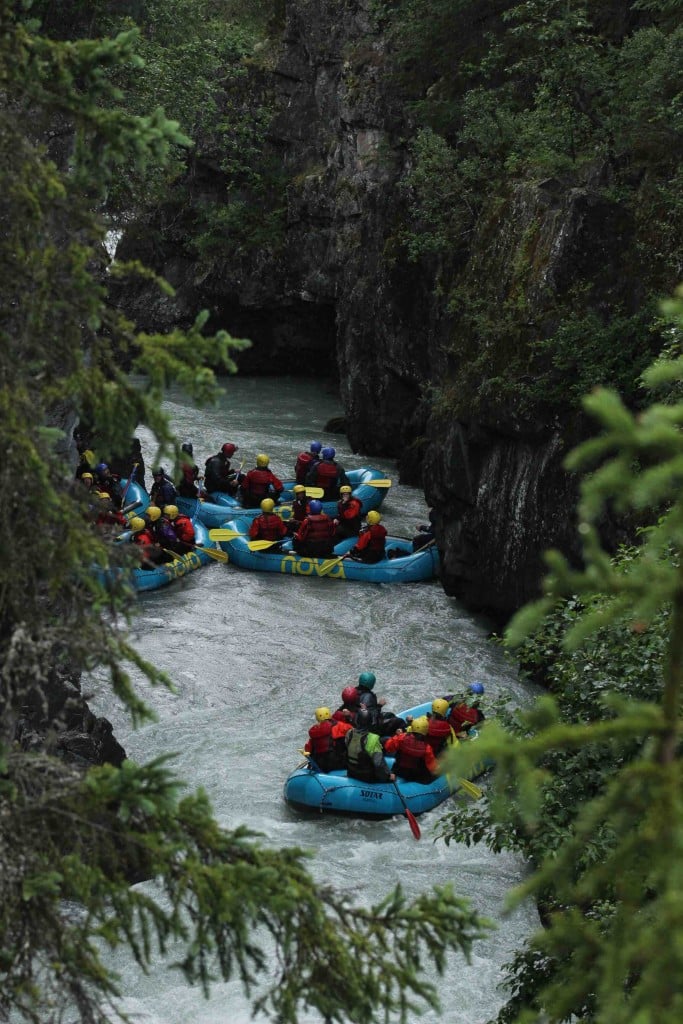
[90,376,539,1024]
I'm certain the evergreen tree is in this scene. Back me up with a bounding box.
[440,287,683,1022]
[0,6,489,1022]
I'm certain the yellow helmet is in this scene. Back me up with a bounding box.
[293,484,306,493]
[163,505,179,519]
[81,472,94,482]
[315,707,332,723]
[411,716,430,735]
[340,485,352,494]
[432,698,449,717]
[256,453,269,468]
[146,506,161,522]
[367,510,381,525]
[261,498,275,513]
[129,517,146,533]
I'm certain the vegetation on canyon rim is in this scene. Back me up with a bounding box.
[2,2,682,1022]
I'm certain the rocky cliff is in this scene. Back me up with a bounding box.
[115,0,661,620]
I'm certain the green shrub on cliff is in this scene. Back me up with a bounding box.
[439,287,683,1023]
[0,9,489,1023]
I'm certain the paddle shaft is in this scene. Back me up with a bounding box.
[391,781,421,840]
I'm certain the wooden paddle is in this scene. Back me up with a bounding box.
[391,780,421,840]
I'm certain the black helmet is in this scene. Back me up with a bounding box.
[355,708,372,730]
[181,441,193,456]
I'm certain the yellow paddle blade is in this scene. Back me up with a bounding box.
[247,539,282,551]
[317,555,345,577]
[162,548,183,562]
[369,479,392,488]
[458,777,483,800]
[196,545,229,563]
[304,487,324,497]
[209,528,246,540]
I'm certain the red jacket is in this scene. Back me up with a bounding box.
[295,513,335,543]
[384,731,439,782]
[249,512,287,541]
[173,514,195,544]
[354,523,387,555]
[305,719,352,756]
[337,496,362,526]
[240,468,283,505]
[291,497,308,522]
[310,459,340,498]
[427,717,454,754]
[295,452,317,484]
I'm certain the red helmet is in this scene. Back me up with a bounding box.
[221,443,237,457]
[341,686,359,705]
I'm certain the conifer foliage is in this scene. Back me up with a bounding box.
[441,287,683,1023]
[0,5,488,1022]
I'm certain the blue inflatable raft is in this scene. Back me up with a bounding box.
[100,521,219,593]
[214,517,439,583]
[177,467,390,528]
[284,702,482,818]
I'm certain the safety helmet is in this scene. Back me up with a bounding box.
[355,708,372,730]
[181,441,194,456]
[95,462,109,476]
[260,498,275,513]
[358,672,376,690]
[411,716,430,736]
[339,485,352,494]
[129,517,146,533]
[152,467,164,477]
[321,446,335,460]
[315,707,332,723]
[81,472,94,482]
[341,685,359,705]
[469,682,485,695]
[163,505,179,520]
[146,506,161,523]
[310,441,322,454]
[256,453,269,467]
[432,698,449,717]
[222,442,237,457]
[366,510,381,525]
[308,499,322,514]
[293,484,306,494]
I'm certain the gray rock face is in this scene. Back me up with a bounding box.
[115,0,644,619]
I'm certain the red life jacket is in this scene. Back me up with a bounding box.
[357,523,387,555]
[308,720,335,756]
[295,452,314,483]
[250,512,287,541]
[174,515,195,543]
[241,468,283,504]
[297,513,335,543]
[447,703,482,730]
[427,718,453,754]
[313,459,339,497]
[393,733,434,783]
[133,528,156,547]
[292,497,308,522]
[337,496,362,524]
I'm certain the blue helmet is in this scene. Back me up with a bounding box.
[321,446,335,460]
[469,682,485,695]
[308,499,323,514]
[358,671,376,690]
[95,462,109,475]
[310,441,322,454]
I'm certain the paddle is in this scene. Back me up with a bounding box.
[120,463,139,505]
[455,776,483,800]
[317,555,346,577]
[368,479,392,488]
[209,528,247,541]
[193,544,229,563]
[304,487,324,498]
[247,539,284,551]
[391,780,421,840]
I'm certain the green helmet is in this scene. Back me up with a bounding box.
[358,672,376,690]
